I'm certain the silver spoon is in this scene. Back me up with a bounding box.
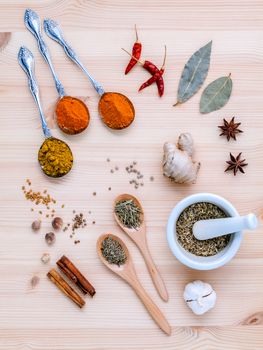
[43,18,135,130]
[24,9,90,135]
[18,46,73,177]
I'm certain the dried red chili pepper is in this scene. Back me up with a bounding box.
[122,47,166,96]
[125,25,142,75]
[122,49,159,74]
[139,46,166,96]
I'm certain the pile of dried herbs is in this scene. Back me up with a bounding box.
[176,202,231,257]
[101,237,127,266]
[115,199,142,229]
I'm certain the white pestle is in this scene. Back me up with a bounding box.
[193,213,258,241]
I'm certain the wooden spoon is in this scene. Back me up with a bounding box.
[113,194,168,302]
[97,233,171,335]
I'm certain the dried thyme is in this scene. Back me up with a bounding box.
[176,202,231,257]
[115,199,141,229]
[101,237,127,266]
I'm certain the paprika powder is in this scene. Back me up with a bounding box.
[98,92,135,130]
[56,96,90,135]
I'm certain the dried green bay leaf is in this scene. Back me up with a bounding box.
[200,74,232,114]
[174,41,212,106]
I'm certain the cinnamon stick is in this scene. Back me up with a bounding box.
[56,255,96,297]
[47,269,85,308]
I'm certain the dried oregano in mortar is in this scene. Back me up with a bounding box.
[176,202,231,257]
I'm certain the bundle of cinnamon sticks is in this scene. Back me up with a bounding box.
[47,255,96,308]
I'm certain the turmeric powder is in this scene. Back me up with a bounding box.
[38,137,73,177]
[98,92,135,129]
[56,96,90,135]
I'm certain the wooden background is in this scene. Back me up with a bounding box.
[0,0,263,349]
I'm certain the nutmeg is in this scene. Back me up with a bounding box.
[45,232,56,245]
[31,220,41,232]
[52,217,63,230]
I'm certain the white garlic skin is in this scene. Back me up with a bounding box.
[183,280,216,315]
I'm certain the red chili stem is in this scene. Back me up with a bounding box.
[135,24,138,42]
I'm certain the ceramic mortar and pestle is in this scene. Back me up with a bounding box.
[166,193,259,270]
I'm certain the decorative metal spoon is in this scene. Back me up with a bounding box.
[43,18,135,130]
[18,46,73,177]
[24,9,90,135]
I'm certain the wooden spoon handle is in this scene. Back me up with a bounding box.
[140,244,169,302]
[131,278,171,335]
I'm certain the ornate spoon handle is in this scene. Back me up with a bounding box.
[18,46,51,138]
[44,18,105,96]
[24,9,65,97]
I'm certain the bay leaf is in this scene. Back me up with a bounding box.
[174,41,212,106]
[200,74,232,114]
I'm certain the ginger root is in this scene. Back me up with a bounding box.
[163,133,200,184]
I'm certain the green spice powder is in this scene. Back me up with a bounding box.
[101,237,127,266]
[176,202,231,257]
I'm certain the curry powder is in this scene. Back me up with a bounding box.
[38,138,73,177]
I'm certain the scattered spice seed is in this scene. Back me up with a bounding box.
[101,237,127,265]
[31,220,41,232]
[41,253,51,264]
[108,187,111,191]
[30,276,40,289]
[150,176,154,182]
[176,202,231,257]
[45,232,56,245]
[93,192,96,196]
[107,158,110,162]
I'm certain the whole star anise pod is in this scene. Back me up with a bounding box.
[225,152,248,175]
[218,117,243,141]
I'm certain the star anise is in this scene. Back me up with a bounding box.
[218,117,243,141]
[225,153,248,175]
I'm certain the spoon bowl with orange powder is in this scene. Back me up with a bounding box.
[44,18,135,130]
[24,9,90,135]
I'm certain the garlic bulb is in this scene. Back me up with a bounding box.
[183,280,216,315]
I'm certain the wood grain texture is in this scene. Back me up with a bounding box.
[0,0,263,349]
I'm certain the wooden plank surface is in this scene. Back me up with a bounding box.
[0,0,263,349]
